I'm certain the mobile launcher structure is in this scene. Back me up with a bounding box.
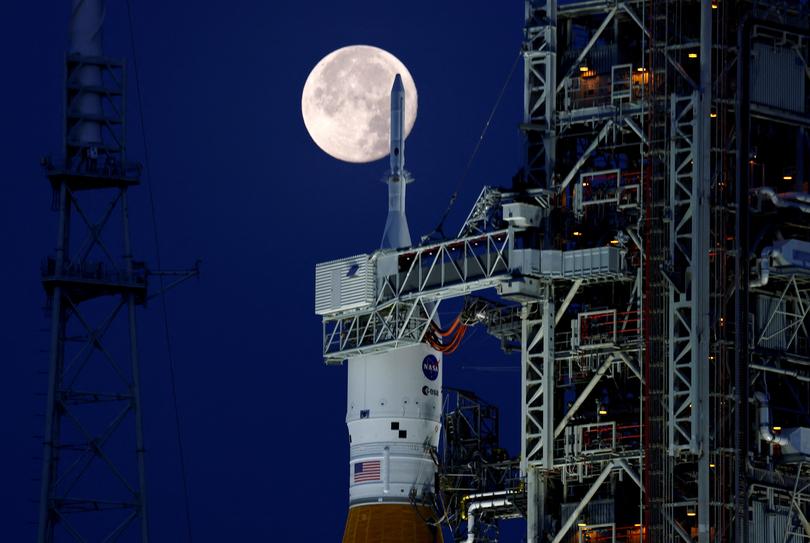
[315,1,810,543]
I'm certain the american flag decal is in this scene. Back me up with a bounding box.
[354,460,381,483]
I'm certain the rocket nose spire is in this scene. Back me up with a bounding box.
[389,74,405,176]
[392,73,404,94]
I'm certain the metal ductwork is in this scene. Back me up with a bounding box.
[464,499,512,543]
[753,392,789,447]
[754,187,810,214]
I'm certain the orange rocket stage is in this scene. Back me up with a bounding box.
[343,504,443,543]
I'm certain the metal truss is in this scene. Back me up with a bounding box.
[520,286,555,543]
[321,229,513,361]
[38,181,150,542]
[440,390,524,540]
[666,91,710,463]
[551,458,643,543]
[35,44,155,542]
[378,230,511,303]
[755,275,810,356]
[523,0,557,188]
[322,297,439,363]
[521,288,554,471]
[665,83,712,543]
[458,186,504,237]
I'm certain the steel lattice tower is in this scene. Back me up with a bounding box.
[36,1,148,540]
[312,1,810,542]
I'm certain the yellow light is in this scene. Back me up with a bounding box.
[579,66,589,72]
[610,239,619,245]
[573,231,583,237]
[687,511,697,517]
[712,2,718,8]
[783,175,793,180]
[599,409,608,415]
[774,426,782,431]
[577,522,588,528]
[637,67,646,72]
[688,52,698,59]
[709,463,716,468]
[634,523,642,527]
[710,112,717,118]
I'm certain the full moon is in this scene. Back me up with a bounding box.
[301,45,418,163]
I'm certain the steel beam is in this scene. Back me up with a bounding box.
[551,461,615,543]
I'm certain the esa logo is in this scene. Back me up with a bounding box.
[422,385,439,397]
[422,355,439,381]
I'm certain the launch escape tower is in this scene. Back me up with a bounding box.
[35,2,196,541]
[315,0,810,542]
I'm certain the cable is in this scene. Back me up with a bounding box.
[425,49,522,242]
[125,2,194,541]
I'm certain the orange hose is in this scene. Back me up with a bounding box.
[431,316,462,337]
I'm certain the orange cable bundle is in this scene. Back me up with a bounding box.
[426,317,467,354]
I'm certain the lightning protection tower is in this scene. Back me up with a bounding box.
[35,1,189,540]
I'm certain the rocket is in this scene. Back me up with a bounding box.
[389,74,405,178]
[342,76,444,543]
[382,74,411,250]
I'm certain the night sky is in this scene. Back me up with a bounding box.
[3,1,529,540]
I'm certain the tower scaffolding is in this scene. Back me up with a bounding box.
[35,2,197,541]
[315,1,810,542]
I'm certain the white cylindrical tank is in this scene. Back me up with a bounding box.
[69,0,104,146]
[342,343,443,543]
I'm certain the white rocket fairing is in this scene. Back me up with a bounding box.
[342,76,443,543]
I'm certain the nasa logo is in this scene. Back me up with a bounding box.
[422,355,439,381]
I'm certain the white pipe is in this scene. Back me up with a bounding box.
[751,363,810,383]
[754,187,810,214]
[753,392,789,447]
[779,192,810,204]
[465,499,511,543]
[462,490,515,501]
[749,246,775,288]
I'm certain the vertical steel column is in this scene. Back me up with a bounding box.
[523,0,557,188]
[541,284,555,470]
[122,190,149,543]
[695,1,713,540]
[521,284,554,543]
[521,303,541,542]
[538,284,554,543]
[37,184,69,543]
[735,16,753,543]
[542,1,556,189]
[525,468,542,543]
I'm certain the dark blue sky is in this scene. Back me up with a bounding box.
[2,1,527,540]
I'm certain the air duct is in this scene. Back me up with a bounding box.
[753,392,789,447]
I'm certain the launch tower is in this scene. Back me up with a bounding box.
[315,1,810,542]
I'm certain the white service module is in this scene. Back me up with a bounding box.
[346,343,442,506]
[314,254,375,315]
